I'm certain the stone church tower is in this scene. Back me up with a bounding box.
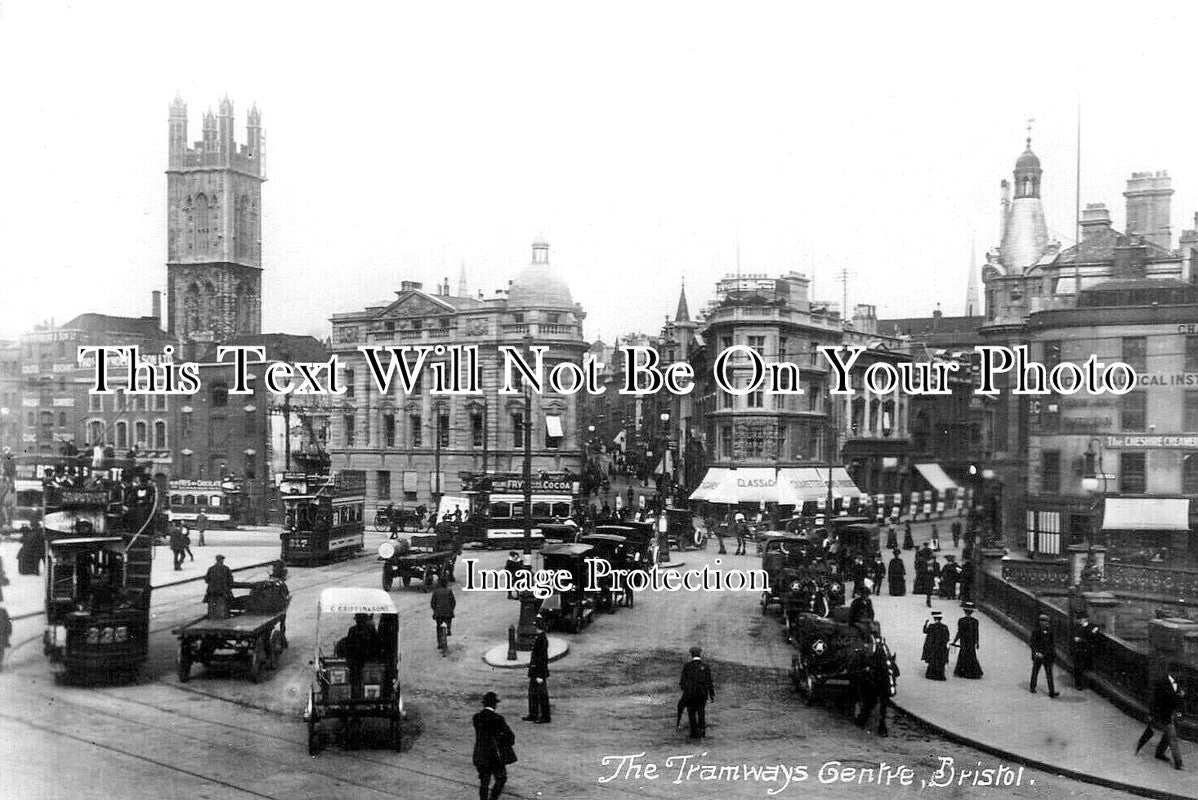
[165,94,264,358]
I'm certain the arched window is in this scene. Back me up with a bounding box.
[134,421,147,447]
[88,420,105,444]
[115,421,128,449]
[153,420,167,449]
[184,282,201,333]
[194,193,209,251]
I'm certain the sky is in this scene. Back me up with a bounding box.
[3,1,1198,344]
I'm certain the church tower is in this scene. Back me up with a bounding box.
[165,95,265,357]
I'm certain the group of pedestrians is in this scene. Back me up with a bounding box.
[168,511,208,570]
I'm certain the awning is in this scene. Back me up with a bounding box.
[815,467,867,500]
[778,467,829,503]
[1102,498,1190,531]
[913,463,958,494]
[545,415,564,438]
[689,468,729,502]
[727,468,804,505]
[703,470,742,505]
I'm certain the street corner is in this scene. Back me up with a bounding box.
[483,636,570,669]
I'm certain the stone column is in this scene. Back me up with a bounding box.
[874,394,884,436]
[366,382,379,448]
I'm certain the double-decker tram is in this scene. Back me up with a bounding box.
[456,472,579,549]
[41,455,163,682]
[167,478,242,528]
[280,472,366,567]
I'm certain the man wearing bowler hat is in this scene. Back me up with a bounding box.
[473,691,516,800]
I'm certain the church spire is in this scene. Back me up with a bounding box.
[674,280,690,323]
[457,259,468,298]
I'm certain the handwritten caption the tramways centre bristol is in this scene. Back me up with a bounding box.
[77,343,1137,398]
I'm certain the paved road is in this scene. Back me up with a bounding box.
[0,530,1147,799]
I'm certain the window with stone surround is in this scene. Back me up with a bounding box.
[1119,452,1146,494]
[1120,392,1146,431]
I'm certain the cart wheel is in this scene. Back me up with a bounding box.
[382,574,394,592]
[270,630,287,661]
[401,576,411,588]
[177,649,192,683]
[249,639,265,683]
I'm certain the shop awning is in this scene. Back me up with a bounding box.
[689,468,729,502]
[815,467,867,500]
[1102,498,1191,531]
[913,463,958,494]
[778,467,830,503]
[726,468,804,505]
[545,415,564,438]
[703,470,741,505]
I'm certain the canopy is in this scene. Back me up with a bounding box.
[726,467,805,505]
[778,468,829,503]
[1102,498,1190,531]
[815,467,867,500]
[689,468,730,502]
[318,587,398,616]
[913,463,958,494]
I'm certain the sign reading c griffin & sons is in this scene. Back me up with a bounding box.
[1104,434,1198,449]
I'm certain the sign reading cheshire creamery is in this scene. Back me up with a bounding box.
[1104,433,1198,449]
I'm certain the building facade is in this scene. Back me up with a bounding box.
[328,239,589,511]
[982,136,1198,561]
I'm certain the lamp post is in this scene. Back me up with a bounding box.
[657,411,671,504]
[1081,438,1107,546]
[516,333,538,650]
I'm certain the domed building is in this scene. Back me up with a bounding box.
[328,238,589,518]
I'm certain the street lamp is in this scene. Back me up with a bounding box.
[516,333,538,650]
[1081,438,1107,548]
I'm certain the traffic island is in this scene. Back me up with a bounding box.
[482,636,569,668]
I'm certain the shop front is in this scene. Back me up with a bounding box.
[1100,496,1192,565]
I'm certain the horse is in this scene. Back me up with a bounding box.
[852,637,900,737]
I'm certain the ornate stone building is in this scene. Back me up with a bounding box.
[165,95,264,359]
[982,134,1198,562]
[328,239,589,510]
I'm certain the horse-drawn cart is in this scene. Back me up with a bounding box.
[788,610,882,705]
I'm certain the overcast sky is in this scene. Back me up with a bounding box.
[3,2,1198,344]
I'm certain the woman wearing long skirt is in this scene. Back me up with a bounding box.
[952,603,984,679]
[884,524,898,551]
[902,522,915,550]
[887,551,906,596]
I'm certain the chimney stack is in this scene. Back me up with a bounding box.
[1124,171,1173,249]
[1079,203,1112,241]
[151,290,162,324]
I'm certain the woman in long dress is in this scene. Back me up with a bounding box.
[887,551,906,596]
[952,603,984,678]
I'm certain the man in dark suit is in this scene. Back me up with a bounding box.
[473,691,516,800]
[1029,613,1059,697]
[1136,672,1185,770]
[679,646,716,739]
[848,584,875,628]
[1070,615,1102,691]
[523,616,551,723]
[203,554,234,618]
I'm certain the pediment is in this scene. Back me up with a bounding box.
[374,291,455,320]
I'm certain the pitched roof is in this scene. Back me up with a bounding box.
[60,314,168,338]
[225,332,330,362]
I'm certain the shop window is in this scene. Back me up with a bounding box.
[1119,453,1146,494]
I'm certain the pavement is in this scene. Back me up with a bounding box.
[0,526,291,620]
[872,518,1195,799]
[482,635,570,668]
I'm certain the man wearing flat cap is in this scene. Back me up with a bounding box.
[678,646,716,739]
[523,616,551,723]
[1029,613,1059,697]
[473,691,516,800]
[203,554,234,619]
